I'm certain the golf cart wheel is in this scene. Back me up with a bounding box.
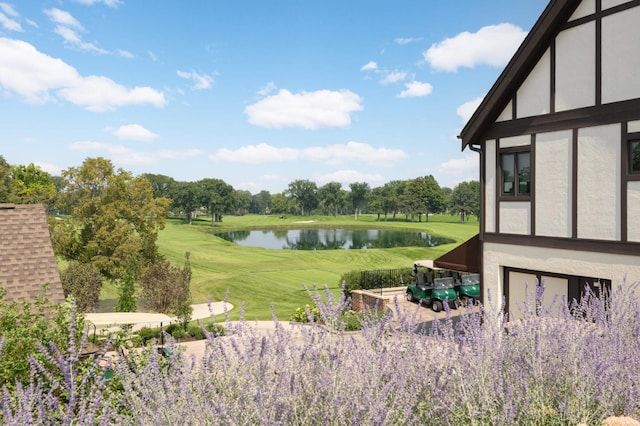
[405,291,414,302]
[453,298,461,309]
[431,300,443,312]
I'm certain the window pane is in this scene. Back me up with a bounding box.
[502,154,515,194]
[631,141,640,173]
[517,152,531,195]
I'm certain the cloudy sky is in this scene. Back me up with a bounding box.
[0,0,548,194]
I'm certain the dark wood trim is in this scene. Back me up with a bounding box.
[550,39,556,114]
[530,134,536,236]
[595,0,602,106]
[622,121,628,242]
[572,128,578,239]
[483,232,640,256]
[494,140,500,234]
[484,98,640,142]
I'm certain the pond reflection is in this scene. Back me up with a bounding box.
[215,229,454,250]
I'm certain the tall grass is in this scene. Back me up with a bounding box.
[5,279,640,424]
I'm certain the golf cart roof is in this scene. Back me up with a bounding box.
[414,259,441,270]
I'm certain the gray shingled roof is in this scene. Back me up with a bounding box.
[0,203,65,304]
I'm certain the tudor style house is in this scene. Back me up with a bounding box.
[459,0,640,318]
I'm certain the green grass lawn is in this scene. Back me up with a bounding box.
[128,213,479,321]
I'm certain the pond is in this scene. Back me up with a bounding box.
[214,229,454,250]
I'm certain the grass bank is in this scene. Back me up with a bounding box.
[101,213,479,321]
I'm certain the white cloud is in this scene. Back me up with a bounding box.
[148,51,158,61]
[113,124,159,142]
[45,8,108,54]
[258,82,276,96]
[360,61,377,71]
[209,141,407,166]
[117,49,134,58]
[457,96,484,122]
[35,162,62,176]
[394,37,421,45]
[244,89,363,129]
[0,38,166,110]
[70,141,201,165]
[0,11,21,31]
[69,141,156,165]
[177,70,214,90]
[156,149,203,159]
[424,23,527,72]
[437,154,479,182]
[397,81,433,98]
[0,3,17,16]
[314,170,385,188]
[72,0,122,8]
[379,70,407,85]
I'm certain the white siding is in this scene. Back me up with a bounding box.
[628,181,640,242]
[499,135,531,148]
[496,101,512,122]
[570,0,595,20]
[535,130,572,238]
[602,6,640,104]
[499,202,531,235]
[555,22,596,111]
[485,139,496,233]
[602,0,633,9]
[482,242,640,315]
[516,49,550,119]
[577,124,621,240]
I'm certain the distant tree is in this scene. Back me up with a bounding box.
[139,253,192,322]
[10,163,57,207]
[142,173,176,199]
[115,260,137,313]
[198,178,234,223]
[408,175,444,222]
[368,186,385,221]
[286,179,318,215]
[0,156,13,202]
[60,261,103,313]
[250,190,272,214]
[349,182,370,220]
[449,180,480,222]
[441,186,453,214]
[50,157,171,280]
[384,180,406,220]
[233,189,252,215]
[318,182,344,217]
[270,192,292,214]
[171,181,202,224]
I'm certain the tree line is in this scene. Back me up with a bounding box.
[0,154,478,313]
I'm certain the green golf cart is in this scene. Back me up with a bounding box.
[455,273,481,305]
[405,260,459,312]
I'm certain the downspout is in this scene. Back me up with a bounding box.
[467,142,484,306]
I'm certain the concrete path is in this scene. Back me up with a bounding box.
[85,301,233,332]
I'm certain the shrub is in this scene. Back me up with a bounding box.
[290,304,321,323]
[340,270,361,297]
[139,253,192,321]
[60,261,103,312]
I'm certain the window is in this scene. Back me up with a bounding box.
[630,140,640,173]
[501,151,530,196]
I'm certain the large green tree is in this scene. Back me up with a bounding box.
[286,179,318,216]
[171,181,203,224]
[198,178,234,223]
[0,156,13,202]
[349,182,370,220]
[10,163,57,207]
[449,180,480,222]
[51,157,171,280]
[318,182,345,217]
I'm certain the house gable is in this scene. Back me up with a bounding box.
[0,204,65,304]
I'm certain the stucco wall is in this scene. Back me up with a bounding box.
[516,48,550,119]
[602,5,640,103]
[482,242,640,314]
[535,130,572,238]
[556,21,596,111]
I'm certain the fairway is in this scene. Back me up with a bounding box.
[154,213,479,320]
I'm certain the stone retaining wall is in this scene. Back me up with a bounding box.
[351,287,405,313]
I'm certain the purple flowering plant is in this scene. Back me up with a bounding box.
[1,279,640,425]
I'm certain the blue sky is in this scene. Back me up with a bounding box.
[0,0,548,194]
